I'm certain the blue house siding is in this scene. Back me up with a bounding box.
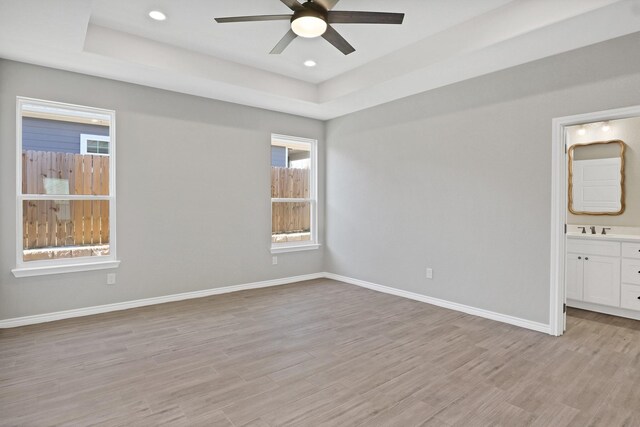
[22,117,109,153]
[271,146,286,167]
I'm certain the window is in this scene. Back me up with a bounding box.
[13,98,119,277]
[81,134,110,156]
[271,134,319,253]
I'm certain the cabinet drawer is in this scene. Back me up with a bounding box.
[567,239,620,257]
[622,242,640,259]
[622,258,640,285]
[621,284,640,311]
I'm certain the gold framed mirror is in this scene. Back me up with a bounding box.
[568,139,625,215]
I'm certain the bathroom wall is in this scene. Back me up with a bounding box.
[567,116,640,226]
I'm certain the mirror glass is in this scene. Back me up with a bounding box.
[568,140,625,215]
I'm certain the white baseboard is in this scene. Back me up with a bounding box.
[0,271,551,334]
[325,273,552,335]
[0,273,324,328]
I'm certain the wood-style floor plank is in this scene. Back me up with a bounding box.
[2,278,640,426]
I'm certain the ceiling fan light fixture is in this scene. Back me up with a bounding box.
[291,9,327,38]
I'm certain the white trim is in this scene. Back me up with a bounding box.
[271,133,315,146]
[15,97,117,275]
[17,195,111,201]
[270,133,318,252]
[270,243,321,254]
[0,273,324,328]
[21,102,111,122]
[550,115,567,336]
[0,271,552,333]
[12,260,120,278]
[550,104,640,336]
[326,273,552,335]
[271,198,311,203]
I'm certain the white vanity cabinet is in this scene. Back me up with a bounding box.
[566,253,584,300]
[567,237,640,318]
[620,242,640,311]
[566,239,620,307]
[582,255,620,306]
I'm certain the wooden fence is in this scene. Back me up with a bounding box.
[271,167,310,234]
[22,150,110,250]
[21,153,308,250]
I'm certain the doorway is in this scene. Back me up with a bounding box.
[550,104,640,336]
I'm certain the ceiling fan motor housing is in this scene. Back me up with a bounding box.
[291,2,328,38]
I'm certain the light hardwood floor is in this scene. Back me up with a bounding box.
[2,279,640,426]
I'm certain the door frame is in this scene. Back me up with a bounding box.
[550,104,640,336]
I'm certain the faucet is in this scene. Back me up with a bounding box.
[602,227,611,235]
[578,226,587,234]
[590,226,596,234]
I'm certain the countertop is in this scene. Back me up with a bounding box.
[567,233,640,243]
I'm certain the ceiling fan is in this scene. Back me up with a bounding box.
[214,0,405,55]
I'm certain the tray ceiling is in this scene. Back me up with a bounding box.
[1,0,639,119]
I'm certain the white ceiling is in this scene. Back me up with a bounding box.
[89,0,513,84]
[1,0,640,120]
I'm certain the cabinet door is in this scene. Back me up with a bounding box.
[583,255,621,307]
[566,253,584,301]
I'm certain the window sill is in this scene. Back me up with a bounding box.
[270,243,321,254]
[12,260,121,278]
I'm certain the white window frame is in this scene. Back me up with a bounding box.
[271,134,319,254]
[80,134,110,156]
[12,97,120,277]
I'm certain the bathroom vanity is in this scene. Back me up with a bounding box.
[567,233,640,319]
[564,135,640,320]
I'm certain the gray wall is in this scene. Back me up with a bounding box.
[22,117,109,153]
[325,32,640,324]
[567,116,640,226]
[3,32,640,325]
[0,60,325,320]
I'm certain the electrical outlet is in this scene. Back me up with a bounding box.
[272,256,278,265]
[107,273,116,285]
[426,268,433,279]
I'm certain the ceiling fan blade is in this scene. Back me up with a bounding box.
[322,25,355,55]
[215,14,292,23]
[313,0,340,11]
[328,11,405,24]
[280,0,305,11]
[270,29,298,54]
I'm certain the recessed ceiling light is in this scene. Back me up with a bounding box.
[149,10,167,21]
[304,60,317,67]
[601,122,611,132]
[577,126,586,136]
